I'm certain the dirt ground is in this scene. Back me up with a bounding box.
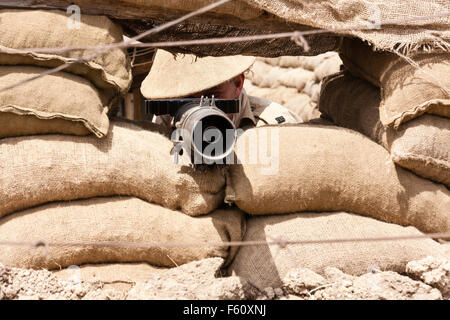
[1,253,448,300]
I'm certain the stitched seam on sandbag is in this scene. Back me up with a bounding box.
[391,152,450,170]
[0,105,108,138]
[0,46,132,94]
[381,98,450,129]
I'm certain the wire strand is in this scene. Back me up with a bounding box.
[0,0,232,94]
[0,232,448,250]
[1,10,448,56]
[0,10,448,94]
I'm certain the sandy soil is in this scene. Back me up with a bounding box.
[1,255,448,300]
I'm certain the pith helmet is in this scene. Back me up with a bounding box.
[141,49,255,99]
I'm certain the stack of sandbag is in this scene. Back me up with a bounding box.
[225,121,449,289]
[245,52,342,122]
[319,38,449,188]
[0,120,243,270]
[226,38,449,289]
[0,197,245,270]
[0,9,132,138]
[229,212,445,290]
[227,124,450,233]
[0,10,245,272]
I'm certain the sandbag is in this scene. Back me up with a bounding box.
[319,71,450,187]
[284,94,319,122]
[314,54,342,81]
[339,38,450,128]
[295,52,334,71]
[0,113,91,138]
[244,0,450,54]
[247,60,273,87]
[278,69,315,91]
[0,120,225,217]
[380,53,450,128]
[0,197,245,270]
[247,95,303,126]
[120,0,263,20]
[258,57,281,67]
[247,86,299,106]
[0,66,111,138]
[339,37,395,87]
[278,56,305,68]
[389,117,450,188]
[0,9,132,94]
[258,67,285,88]
[228,212,445,290]
[242,83,273,99]
[227,124,450,233]
[298,102,320,123]
[244,84,316,121]
[303,80,321,102]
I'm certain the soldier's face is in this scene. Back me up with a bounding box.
[170,74,246,126]
[193,76,243,99]
[191,74,245,121]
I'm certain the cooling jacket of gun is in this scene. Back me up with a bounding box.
[143,97,239,165]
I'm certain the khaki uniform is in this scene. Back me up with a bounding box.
[154,89,301,130]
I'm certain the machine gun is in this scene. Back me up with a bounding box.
[143,97,239,165]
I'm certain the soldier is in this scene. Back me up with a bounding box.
[140,49,302,130]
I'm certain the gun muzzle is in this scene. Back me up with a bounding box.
[173,103,236,165]
[144,96,239,165]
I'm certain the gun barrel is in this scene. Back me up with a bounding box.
[176,106,236,164]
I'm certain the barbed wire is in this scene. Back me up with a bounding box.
[0,7,448,94]
[0,232,448,251]
[0,0,232,94]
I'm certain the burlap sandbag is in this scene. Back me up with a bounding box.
[339,37,395,87]
[0,197,245,270]
[319,71,450,187]
[339,38,450,128]
[278,69,315,91]
[227,124,450,233]
[120,0,263,20]
[278,56,305,68]
[0,9,132,94]
[243,0,450,53]
[228,212,445,290]
[258,67,285,89]
[284,94,320,122]
[247,60,273,87]
[0,66,111,138]
[389,116,450,188]
[0,120,225,217]
[258,57,281,67]
[0,113,90,138]
[314,54,342,81]
[303,80,321,103]
[380,53,450,128]
[301,54,330,71]
[247,86,299,107]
